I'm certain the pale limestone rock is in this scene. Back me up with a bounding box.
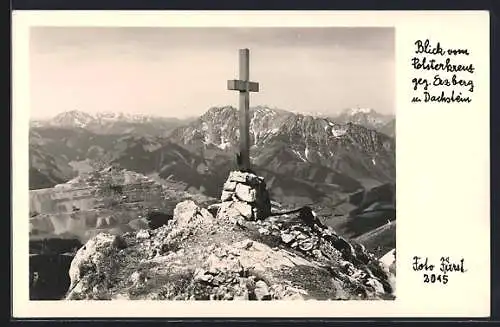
[254,280,271,300]
[379,248,396,296]
[235,183,257,203]
[232,201,253,220]
[379,248,396,271]
[136,229,150,240]
[129,271,146,285]
[258,227,270,236]
[233,289,249,300]
[223,180,237,192]
[231,239,316,271]
[281,233,295,244]
[298,239,314,251]
[366,278,385,295]
[205,254,226,275]
[173,200,199,227]
[221,190,233,202]
[228,171,248,183]
[216,201,242,222]
[227,258,244,275]
[199,208,215,222]
[312,249,322,259]
[67,233,126,299]
[194,269,213,283]
[173,200,213,228]
[295,233,308,241]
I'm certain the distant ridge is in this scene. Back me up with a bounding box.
[31,110,197,136]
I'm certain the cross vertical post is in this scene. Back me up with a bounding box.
[239,49,250,171]
[228,48,259,171]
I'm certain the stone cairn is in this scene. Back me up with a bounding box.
[218,171,271,221]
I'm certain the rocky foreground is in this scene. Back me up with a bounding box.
[66,191,396,300]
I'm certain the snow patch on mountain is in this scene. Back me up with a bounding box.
[348,107,374,115]
[331,126,347,138]
[47,110,172,126]
[304,147,310,161]
[292,149,307,162]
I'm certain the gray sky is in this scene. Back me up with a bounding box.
[30,27,394,119]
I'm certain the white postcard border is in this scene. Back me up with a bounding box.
[12,10,490,318]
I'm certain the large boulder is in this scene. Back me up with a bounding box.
[232,201,253,220]
[379,248,396,295]
[66,233,127,300]
[173,200,213,228]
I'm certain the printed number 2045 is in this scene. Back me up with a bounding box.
[424,274,448,284]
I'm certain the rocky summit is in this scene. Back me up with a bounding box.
[29,107,396,301]
[66,172,396,301]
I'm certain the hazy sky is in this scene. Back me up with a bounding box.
[30,27,394,119]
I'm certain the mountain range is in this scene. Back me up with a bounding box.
[331,107,393,133]
[32,107,394,137]
[29,106,396,300]
[29,105,395,245]
[29,106,395,206]
[31,110,196,137]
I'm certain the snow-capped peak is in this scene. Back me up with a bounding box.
[346,107,375,115]
[331,107,394,132]
[51,110,95,128]
[40,110,174,128]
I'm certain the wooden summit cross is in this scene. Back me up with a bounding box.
[227,48,259,172]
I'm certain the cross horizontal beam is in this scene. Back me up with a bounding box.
[227,80,259,93]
